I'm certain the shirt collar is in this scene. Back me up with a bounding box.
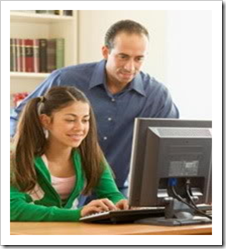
[129,73,146,97]
[89,59,146,97]
[89,60,107,89]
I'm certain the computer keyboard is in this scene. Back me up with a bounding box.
[79,207,165,224]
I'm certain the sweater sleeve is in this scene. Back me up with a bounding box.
[10,186,82,222]
[94,163,126,204]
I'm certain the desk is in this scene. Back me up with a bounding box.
[10,222,212,235]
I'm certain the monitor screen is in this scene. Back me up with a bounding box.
[128,118,212,225]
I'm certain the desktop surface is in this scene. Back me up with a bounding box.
[10,222,212,235]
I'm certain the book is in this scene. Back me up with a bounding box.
[33,39,39,73]
[36,10,55,15]
[63,10,73,16]
[47,39,56,72]
[11,37,65,73]
[10,38,14,71]
[21,39,26,72]
[54,10,63,16]
[17,38,26,72]
[56,38,65,69]
[39,39,48,73]
[11,38,17,72]
[16,38,22,72]
[25,39,34,72]
[35,10,48,14]
[47,10,55,15]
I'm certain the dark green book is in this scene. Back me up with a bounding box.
[56,38,65,69]
[39,39,47,72]
[47,39,56,73]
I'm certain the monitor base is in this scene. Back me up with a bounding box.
[134,215,212,226]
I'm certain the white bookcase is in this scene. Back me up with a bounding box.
[10,10,78,99]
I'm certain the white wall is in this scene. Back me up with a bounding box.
[165,10,212,120]
[78,10,212,120]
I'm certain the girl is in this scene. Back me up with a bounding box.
[10,86,128,221]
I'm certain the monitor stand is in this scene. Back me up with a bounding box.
[134,198,212,226]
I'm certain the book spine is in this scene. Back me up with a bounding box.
[25,39,34,72]
[54,10,63,16]
[56,38,65,69]
[10,38,13,71]
[21,39,26,72]
[48,10,55,15]
[16,38,22,72]
[14,39,18,71]
[47,39,56,73]
[11,38,17,72]
[19,39,24,72]
[39,39,48,73]
[33,39,40,73]
[36,10,48,14]
[63,10,73,16]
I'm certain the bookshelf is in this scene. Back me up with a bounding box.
[10,10,78,105]
[10,11,74,23]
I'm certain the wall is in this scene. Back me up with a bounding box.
[165,10,212,119]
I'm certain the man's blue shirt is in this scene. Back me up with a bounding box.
[10,60,179,188]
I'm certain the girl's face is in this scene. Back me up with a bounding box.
[42,101,90,149]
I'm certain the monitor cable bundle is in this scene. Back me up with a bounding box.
[170,178,212,220]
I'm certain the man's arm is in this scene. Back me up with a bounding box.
[141,80,180,119]
[10,70,61,137]
[156,87,179,118]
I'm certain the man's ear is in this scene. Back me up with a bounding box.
[102,46,110,60]
[39,114,51,130]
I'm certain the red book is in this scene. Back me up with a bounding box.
[25,39,34,72]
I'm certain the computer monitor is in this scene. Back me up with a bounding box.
[128,118,212,225]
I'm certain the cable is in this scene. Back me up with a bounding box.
[185,180,212,220]
[171,185,212,220]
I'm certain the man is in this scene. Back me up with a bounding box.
[10,20,179,198]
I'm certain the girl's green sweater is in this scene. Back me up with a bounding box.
[10,150,125,222]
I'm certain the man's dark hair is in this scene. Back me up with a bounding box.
[105,19,149,50]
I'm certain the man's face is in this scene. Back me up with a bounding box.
[102,32,149,86]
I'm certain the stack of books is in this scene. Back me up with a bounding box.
[10,38,65,73]
[11,10,73,16]
[36,10,73,16]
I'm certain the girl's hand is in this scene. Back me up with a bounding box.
[115,199,129,210]
[81,198,117,217]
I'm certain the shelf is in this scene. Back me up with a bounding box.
[10,12,73,23]
[10,72,50,79]
[10,10,77,94]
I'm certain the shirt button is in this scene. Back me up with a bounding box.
[108,117,112,121]
[103,136,108,140]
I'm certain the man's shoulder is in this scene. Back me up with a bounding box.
[140,71,167,91]
[60,61,100,74]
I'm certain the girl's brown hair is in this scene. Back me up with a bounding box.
[11,86,105,195]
